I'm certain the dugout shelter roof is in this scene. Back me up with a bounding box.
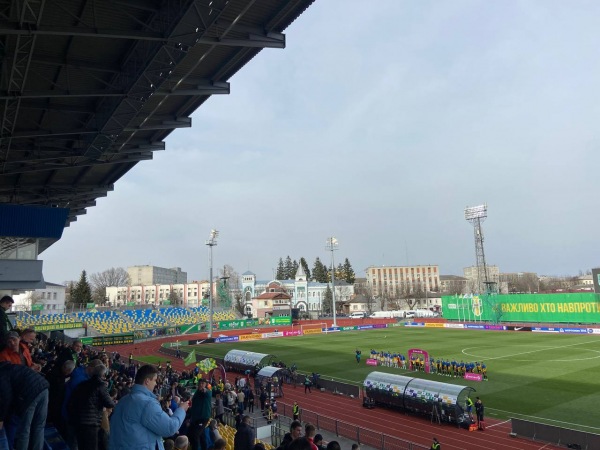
[223,349,274,372]
[0,0,315,252]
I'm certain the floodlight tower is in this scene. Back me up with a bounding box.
[205,229,219,338]
[464,204,489,295]
[326,237,338,327]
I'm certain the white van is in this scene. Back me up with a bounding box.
[350,312,367,319]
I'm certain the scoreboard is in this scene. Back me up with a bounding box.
[81,334,134,346]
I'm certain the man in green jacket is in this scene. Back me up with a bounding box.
[189,379,212,450]
[0,296,15,349]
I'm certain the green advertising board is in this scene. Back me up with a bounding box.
[31,304,44,311]
[34,322,84,332]
[217,319,258,330]
[86,303,95,309]
[81,334,134,346]
[270,316,291,325]
[442,293,600,323]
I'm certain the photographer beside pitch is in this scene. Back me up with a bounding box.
[109,364,190,450]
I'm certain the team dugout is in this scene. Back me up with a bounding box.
[364,371,475,425]
[223,349,275,374]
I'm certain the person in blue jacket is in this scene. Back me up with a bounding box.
[109,365,190,450]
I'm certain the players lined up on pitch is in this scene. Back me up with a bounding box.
[364,349,489,380]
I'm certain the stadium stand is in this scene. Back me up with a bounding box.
[16,313,77,329]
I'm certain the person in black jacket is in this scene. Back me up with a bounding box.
[276,421,302,450]
[0,361,49,450]
[233,415,254,450]
[68,363,115,450]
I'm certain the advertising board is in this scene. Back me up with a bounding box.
[442,293,600,323]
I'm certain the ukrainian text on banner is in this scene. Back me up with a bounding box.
[442,293,600,323]
[302,328,323,335]
[34,322,83,332]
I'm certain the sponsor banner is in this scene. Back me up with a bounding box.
[506,326,532,332]
[262,332,284,339]
[270,316,292,325]
[484,325,507,331]
[587,328,600,334]
[324,327,341,333]
[465,324,485,329]
[239,334,261,341]
[357,325,373,330]
[284,330,302,337]
[531,327,560,333]
[464,372,483,382]
[444,323,465,329]
[442,292,600,323]
[404,322,425,327]
[81,334,134,346]
[31,304,44,311]
[341,326,358,331]
[561,328,588,334]
[425,323,445,328]
[302,328,323,335]
[372,323,387,329]
[34,322,83,332]
[366,358,378,366]
[388,323,404,327]
[215,336,239,343]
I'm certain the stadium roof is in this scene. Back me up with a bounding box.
[0,0,315,246]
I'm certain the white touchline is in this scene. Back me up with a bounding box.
[461,339,600,360]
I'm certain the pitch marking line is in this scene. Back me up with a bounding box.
[462,339,600,361]
[486,419,510,429]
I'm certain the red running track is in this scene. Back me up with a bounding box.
[108,330,562,450]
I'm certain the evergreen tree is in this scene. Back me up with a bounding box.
[342,258,356,284]
[312,257,328,283]
[300,257,311,280]
[322,285,333,313]
[275,258,285,280]
[72,270,92,305]
[284,255,294,279]
[292,260,299,278]
[335,262,345,281]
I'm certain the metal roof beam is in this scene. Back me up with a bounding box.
[194,33,285,49]
[0,152,153,176]
[123,117,191,131]
[0,90,125,100]
[156,80,230,96]
[0,23,167,42]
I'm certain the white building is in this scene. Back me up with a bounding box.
[366,264,441,298]
[463,265,500,294]
[11,282,67,313]
[127,265,187,285]
[106,281,209,307]
[241,265,354,316]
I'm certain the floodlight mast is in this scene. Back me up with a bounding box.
[326,237,338,327]
[465,204,489,295]
[205,229,219,339]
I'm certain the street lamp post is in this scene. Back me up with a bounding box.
[205,229,219,339]
[326,237,338,327]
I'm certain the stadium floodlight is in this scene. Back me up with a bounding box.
[465,204,489,297]
[464,204,487,221]
[205,229,219,338]
[325,237,339,327]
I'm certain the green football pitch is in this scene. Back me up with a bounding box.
[153,327,600,432]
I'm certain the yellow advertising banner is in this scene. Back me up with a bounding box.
[239,334,261,341]
[302,328,323,335]
[424,323,445,328]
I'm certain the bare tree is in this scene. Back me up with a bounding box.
[20,291,42,312]
[354,283,376,314]
[169,289,182,306]
[90,267,130,304]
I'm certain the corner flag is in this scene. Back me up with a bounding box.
[184,349,196,366]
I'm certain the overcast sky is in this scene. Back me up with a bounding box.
[42,0,600,285]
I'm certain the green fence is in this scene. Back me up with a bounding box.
[442,293,600,323]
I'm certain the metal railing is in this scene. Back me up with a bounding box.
[276,402,429,450]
